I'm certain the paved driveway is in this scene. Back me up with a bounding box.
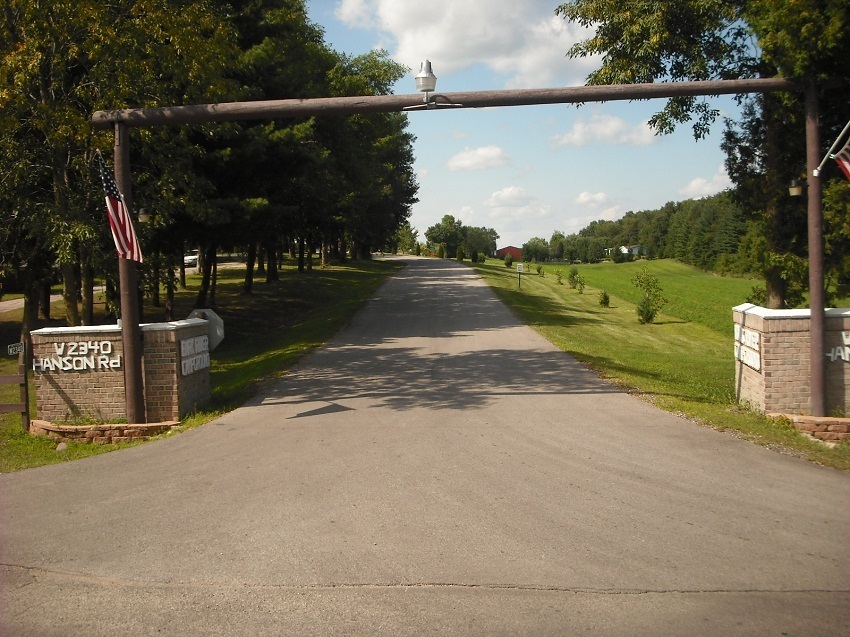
[2,257,848,636]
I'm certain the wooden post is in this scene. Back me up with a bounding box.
[805,84,826,417]
[113,122,146,424]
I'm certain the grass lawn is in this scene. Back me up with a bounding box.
[0,258,402,472]
[475,258,849,471]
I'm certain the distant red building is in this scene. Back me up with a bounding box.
[496,246,522,261]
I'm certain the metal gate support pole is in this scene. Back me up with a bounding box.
[114,121,146,424]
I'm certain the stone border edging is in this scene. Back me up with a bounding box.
[29,420,179,445]
[767,413,849,443]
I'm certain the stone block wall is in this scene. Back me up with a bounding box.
[734,304,850,422]
[31,319,211,424]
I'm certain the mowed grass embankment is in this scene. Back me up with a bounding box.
[0,258,402,472]
[474,258,849,471]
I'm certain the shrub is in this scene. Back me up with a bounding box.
[555,269,564,285]
[636,296,656,324]
[477,253,486,264]
[599,290,610,307]
[470,249,478,263]
[576,274,585,294]
[631,267,667,324]
[456,246,464,261]
[436,244,445,259]
[504,254,514,267]
[536,264,544,276]
[567,266,579,289]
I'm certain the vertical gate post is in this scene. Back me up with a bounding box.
[113,121,146,423]
[805,83,825,417]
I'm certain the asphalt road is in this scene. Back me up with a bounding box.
[2,257,848,636]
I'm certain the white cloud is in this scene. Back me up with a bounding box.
[562,205,623,234]
[334,0,379,30]
[575,191,607,207]
[553,114,657,147]
[334,0,598,87]
[447,145,509,171]
[482,186,551,227]
[679,164,732,198]
[485,186,532,207]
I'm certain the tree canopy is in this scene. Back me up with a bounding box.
[1,0,419,327]
[556,0,850,307]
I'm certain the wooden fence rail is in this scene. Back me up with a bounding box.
[0,365,30,430]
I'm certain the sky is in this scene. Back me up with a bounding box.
[306,0,739,249]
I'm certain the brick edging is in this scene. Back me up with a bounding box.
[767,413,850,442]
[29,420,179,445]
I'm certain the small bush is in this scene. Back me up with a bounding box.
[555,269,564,285]
[470,249,478,263]
[437,244,445,259]
[632,267,667,324]
[504,254,514,267]
[567,266,579,289]
[456,246,464,261]
[477,253,486,264]
[536,264,544,276]
[636,296,656,324]
[599,290,610,307]
[576,274,585,294]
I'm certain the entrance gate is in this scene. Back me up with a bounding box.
[91,76,830,419]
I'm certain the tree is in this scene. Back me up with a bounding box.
[521,237,549,262]
[464,226,499,258]
[549,231,566,260]
[425,215,464,257]
[1,0,238,326]
[394,222,419,254]
[556,0,850,307]
[632,267,668,324]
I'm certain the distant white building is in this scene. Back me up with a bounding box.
[604,245,643,258]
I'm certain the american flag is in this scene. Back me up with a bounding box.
[97,153,143,262]
[833,138,850,181]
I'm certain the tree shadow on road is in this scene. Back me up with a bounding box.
[251,259,618,414]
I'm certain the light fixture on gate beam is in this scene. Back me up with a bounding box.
[788,179,806,197]
[404,60,463,111]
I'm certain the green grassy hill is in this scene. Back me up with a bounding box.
[560,259,757,335]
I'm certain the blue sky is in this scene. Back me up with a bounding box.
[306,0,739,249]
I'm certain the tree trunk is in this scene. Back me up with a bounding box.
[265,240,279,283]
[21,285,40,371]
[195,245,216,307]
[81,261,94,325]
[38,284,51,320]
[257,244,266,276]
[165,255,175,321]
[298,237,305,273]
[243,243,256,294]
[61,263,80,326]
[210,253,217,306]
[763,95,786,309]
[152,252,161,307]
